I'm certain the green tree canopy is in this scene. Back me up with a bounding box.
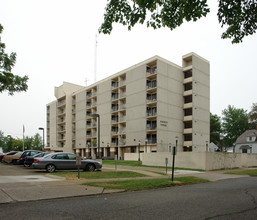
[210,113,222,146]
[0,131,43,152]
[222,105,250,148]
[0,24,29,95]
[100,0,257,43]
[248,103,257,128]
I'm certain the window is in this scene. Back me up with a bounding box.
[68,154,76,160]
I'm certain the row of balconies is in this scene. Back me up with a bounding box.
[183,68,193,150]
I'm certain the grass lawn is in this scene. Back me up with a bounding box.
[84,176,209,191]
[224,169,257,176]
[102,160,203,171]
[51,171,148,179]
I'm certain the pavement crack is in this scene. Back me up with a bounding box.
[0,189,17,202]
[244,188,257,206]
[205,188,257,219]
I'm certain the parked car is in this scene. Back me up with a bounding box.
[24,152,50,167]
[19,150,43,165]
[2,151,22,164]
[32,152,102,173]
[0,153,6,162]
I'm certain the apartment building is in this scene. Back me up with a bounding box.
[46,52,210,159]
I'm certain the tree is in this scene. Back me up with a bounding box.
[210,113,222,146]
[248,103,257,129]
[0,24,29,95]
[32,133,43,150]
[222,105,250,148]
[100,0,257,43]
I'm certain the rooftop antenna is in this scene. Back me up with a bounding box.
[84,78,89,86]
[94,33,98,83]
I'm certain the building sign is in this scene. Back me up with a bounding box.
[160,120,168,127]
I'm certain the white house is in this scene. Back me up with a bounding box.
[235,129,257,153]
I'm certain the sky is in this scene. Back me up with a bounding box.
[0,0,256,139]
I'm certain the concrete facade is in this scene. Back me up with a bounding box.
[125,152,257,170]
[46,53,210,159]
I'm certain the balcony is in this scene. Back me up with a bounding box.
[146,111,157,118]
[57,119,65,124]
[57,109,65,116]
[111,106,119,112]
[184,90,193,96]
[58,127,66,132]
[146,67,157,77]
[111,130,119,136]
[146,125,157,131]
[119,104,126,110]
[184,141,193,146]
[184,77,193,86]
[184,103,193,109]
[58,135,65,140]
[119,116,126,122]
[119,141,126,146]
[184,128,193,134]
[112,119,119,124]
[184,115,193,121]
[146,98,157,104]
[147,139,157,144]
[112,94,119,101]
[57,100,66,107]
[111,82,119,89]
[119,80,126,87]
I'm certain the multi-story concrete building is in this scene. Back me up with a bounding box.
[46,52,210,159]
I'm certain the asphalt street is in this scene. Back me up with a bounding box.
[0,176,257,219]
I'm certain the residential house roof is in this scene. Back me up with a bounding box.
[235,129,257,144]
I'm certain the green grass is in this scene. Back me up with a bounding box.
[84,176,209,191]
[102,160,203,172]
[224,169,257,176]
[51,171,148,179]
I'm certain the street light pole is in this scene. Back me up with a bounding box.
[91,114,100,158]
[138,140,141,161]
[7,135,12,151]
[38,127,44,151]
[220,135,224,152]
[145,138,148,153]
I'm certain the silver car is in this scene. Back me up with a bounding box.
[32,152,102,173]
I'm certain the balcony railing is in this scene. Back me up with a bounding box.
[57,100,66,107]
[146,112,157,117]
[112,82,119,89]
[119,104,126,110]
[112,107,119,112]
[146,125,157,130]
[57,119,65,124]
[146,98,157,104]
[58,110,65,115]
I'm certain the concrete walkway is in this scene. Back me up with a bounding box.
[0,164,248,204]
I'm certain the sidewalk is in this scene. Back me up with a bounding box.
[0,165,248,204]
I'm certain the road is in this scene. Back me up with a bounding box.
[0,175,256,219]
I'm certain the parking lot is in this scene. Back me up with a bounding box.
[0,161,62,184]
[0,161,46,176]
